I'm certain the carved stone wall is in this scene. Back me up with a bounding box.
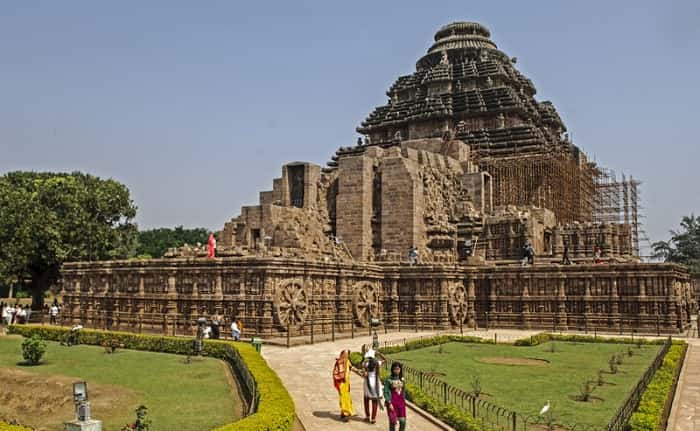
[56,259,693,335]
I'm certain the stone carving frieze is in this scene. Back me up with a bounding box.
[143,274,168,294]
[273,280,309,330]
[448,282,468,324]
[352,282,381,327]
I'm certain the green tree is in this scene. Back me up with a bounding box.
[0,171,137,308]
[135,226,209,258]
[652,214,700,275]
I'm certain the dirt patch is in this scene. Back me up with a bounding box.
[569,394,604,403]
[477,357,550,366]
[0,368,135,431]
[422,371,446,377]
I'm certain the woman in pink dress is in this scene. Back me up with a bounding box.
[383,361,407,431]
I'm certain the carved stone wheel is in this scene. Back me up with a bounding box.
[353,283,381,327]
[274,281,309,330]
[449,284,468,324]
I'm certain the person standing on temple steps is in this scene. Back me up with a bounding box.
[561,244,572,265]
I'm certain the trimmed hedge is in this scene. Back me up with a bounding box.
[628,343,686,431]
[405,380,490,431]
[8,325,295,431]
[512,332,674,347]
[381,335,493,355]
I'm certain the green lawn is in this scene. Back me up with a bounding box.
[0,335,241,431]
[390,340,661,428]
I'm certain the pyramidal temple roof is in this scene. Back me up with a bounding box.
[357,21,574,160]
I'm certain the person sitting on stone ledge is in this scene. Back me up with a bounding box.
[594,246,603,264]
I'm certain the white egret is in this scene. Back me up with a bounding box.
[539,400,550,416]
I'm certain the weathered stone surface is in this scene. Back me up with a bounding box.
[56,259,694,335]
[56,21,696,334]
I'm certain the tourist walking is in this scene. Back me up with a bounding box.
[211,313,221,339]
[384,361,407,431]
[4,303,14,325]
[362,348,386,424]
[231,319,241,341]
[332,349,356,421]
[49,302,59,325]
[16,305,26,324]
[13,304,21,324]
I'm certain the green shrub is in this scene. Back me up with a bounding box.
[628,344,686,431]
[609,355,618,374]
[0,422,32,431]
[121,405,151,431]
[348,351,363,368]
[21,335,47,365]
[9,325,295,431]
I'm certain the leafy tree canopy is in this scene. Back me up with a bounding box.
[652,214,700,276]
[135,226,210,258]
[0,171,137,307]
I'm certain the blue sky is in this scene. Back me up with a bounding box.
[1,1,699,250]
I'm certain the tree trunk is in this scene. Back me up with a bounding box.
[7,284,13,300]
[29,267,59,310]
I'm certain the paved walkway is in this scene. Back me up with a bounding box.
[263,330,450,431]
[262,328,541,431]
[668,318,700,431]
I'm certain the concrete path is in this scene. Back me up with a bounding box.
[263,330,450,431]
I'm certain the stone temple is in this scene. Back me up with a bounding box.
[56,22,694,336]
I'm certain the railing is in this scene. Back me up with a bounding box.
[223,344,258,415]
[380,359,523,431]
[606,337,671,431]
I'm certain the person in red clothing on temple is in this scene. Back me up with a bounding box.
[207,233,217,258]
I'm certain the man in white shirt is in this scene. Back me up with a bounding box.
[1,304,8,326]
[231,320,241,341]
[50,304,59,325]
[16,307,26,324]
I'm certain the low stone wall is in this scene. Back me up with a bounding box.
[55,258,693,336]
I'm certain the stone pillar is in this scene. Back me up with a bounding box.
[488,278,497,328]
[610,278,620,329]
[576,225,585,258]
[552,227,563,258]
[389,278,399,329]
[557,278,568,330]
[467,278,476,327]
[520,275,531,329]
[583,276,592,329]
[439,279,450,329]
[166,275,179,335]
[215,273,223,315]
[336,274,350,331]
